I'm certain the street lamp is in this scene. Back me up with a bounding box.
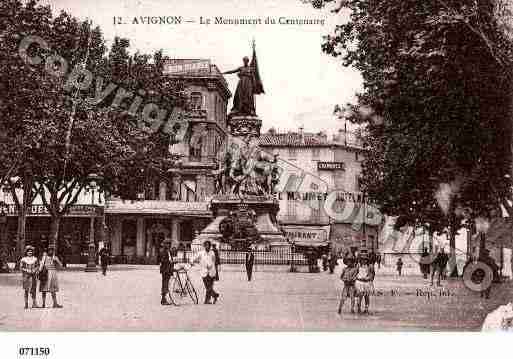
[85,173,102,272]
[475,217,489,257]
[0,200,9,273]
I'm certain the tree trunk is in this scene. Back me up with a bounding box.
[14,174,33,270]
[14,211,27,269]
[0,217,9,273]
[449,224,459,277]
[49,215,61,253]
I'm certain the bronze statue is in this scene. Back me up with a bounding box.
[223,41,264,116]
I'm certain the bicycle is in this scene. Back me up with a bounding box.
[166,264,199,306]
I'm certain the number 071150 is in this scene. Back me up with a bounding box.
[18,347,50,356]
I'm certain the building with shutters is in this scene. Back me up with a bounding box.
[104,59,231,263]
[258,127,381,255]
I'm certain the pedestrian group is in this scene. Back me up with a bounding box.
[20,244,63,309]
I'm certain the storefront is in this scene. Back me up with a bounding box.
[105,200,212,263]
[4,204,104,263]
[282,225,330,253]
[329,222,379,256]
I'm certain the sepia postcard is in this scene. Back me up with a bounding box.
[1,0,513,356]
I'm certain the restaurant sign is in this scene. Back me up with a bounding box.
[283,226,328,243]
[317,162,345,171]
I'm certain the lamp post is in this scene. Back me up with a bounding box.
[85,173,102,272]
[475,217,489,258]
[0,200,9,273]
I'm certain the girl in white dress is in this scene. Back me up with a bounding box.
[356,255,375,314]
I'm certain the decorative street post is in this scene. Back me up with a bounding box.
[85,173,102,272]
[0,201,9,273]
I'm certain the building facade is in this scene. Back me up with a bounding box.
[259,128,380,255]
[104,59,231,262]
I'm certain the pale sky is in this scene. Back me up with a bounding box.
[44,0,363,135]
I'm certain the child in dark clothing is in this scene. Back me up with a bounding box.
[338,258,359,315]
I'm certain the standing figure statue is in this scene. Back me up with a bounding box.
[223,41,265,116]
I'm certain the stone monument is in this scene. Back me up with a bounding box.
[194,41,288,250]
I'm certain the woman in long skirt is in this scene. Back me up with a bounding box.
[20,245,40,309]
[39,245,63,308]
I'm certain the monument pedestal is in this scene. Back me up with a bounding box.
[193,196,289,250]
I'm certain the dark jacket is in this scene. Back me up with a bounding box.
[245,251,254,267]
[213,247,221,267]
[99,248,110,265]
[159,248,175,275]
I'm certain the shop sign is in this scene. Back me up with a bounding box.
[164,59,210,75]
[5,204,101,216]
[283,226,328,243]
[317,162,345,171]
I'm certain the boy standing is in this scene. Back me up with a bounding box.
[338,258,359,315]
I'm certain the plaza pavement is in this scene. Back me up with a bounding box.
[1,263,511,331]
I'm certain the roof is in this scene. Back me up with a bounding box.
[259,132,331,148]
[259,130,365,151]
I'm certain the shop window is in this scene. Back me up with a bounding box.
[121,220,137,256]
[312,148,320,160]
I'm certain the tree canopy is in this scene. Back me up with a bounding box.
[310,0,513,235]
[0,0,186,250]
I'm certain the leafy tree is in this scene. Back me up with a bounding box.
[310,0,513,272]
[0,0,186,258]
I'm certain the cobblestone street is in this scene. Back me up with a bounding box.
[1,264,511,331]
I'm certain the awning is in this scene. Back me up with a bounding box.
[105,200,210,216]
[293,241,329,247]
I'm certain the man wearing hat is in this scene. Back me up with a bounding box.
[190,240,220,304]
[158,238,175,305]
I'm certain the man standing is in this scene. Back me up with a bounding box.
[376,253,382,269]
[158,239,174,305]
[99,245,110,276]
[245,246,255,281]
[431,249,445,286]
[396,257,403,276]
[328,252,337,274]
[212,243,221,281]
[191,241,219,304]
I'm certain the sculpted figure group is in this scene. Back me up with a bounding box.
[213,136,280,197]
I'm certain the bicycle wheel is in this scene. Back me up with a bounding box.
[169,276,188,306]
[185,277,199,304]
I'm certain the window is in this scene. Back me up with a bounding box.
[312,148,320,160]
[189,92,203,110]
[288,147,297,159]
[287,199,297,219]
[333,172,345,190]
